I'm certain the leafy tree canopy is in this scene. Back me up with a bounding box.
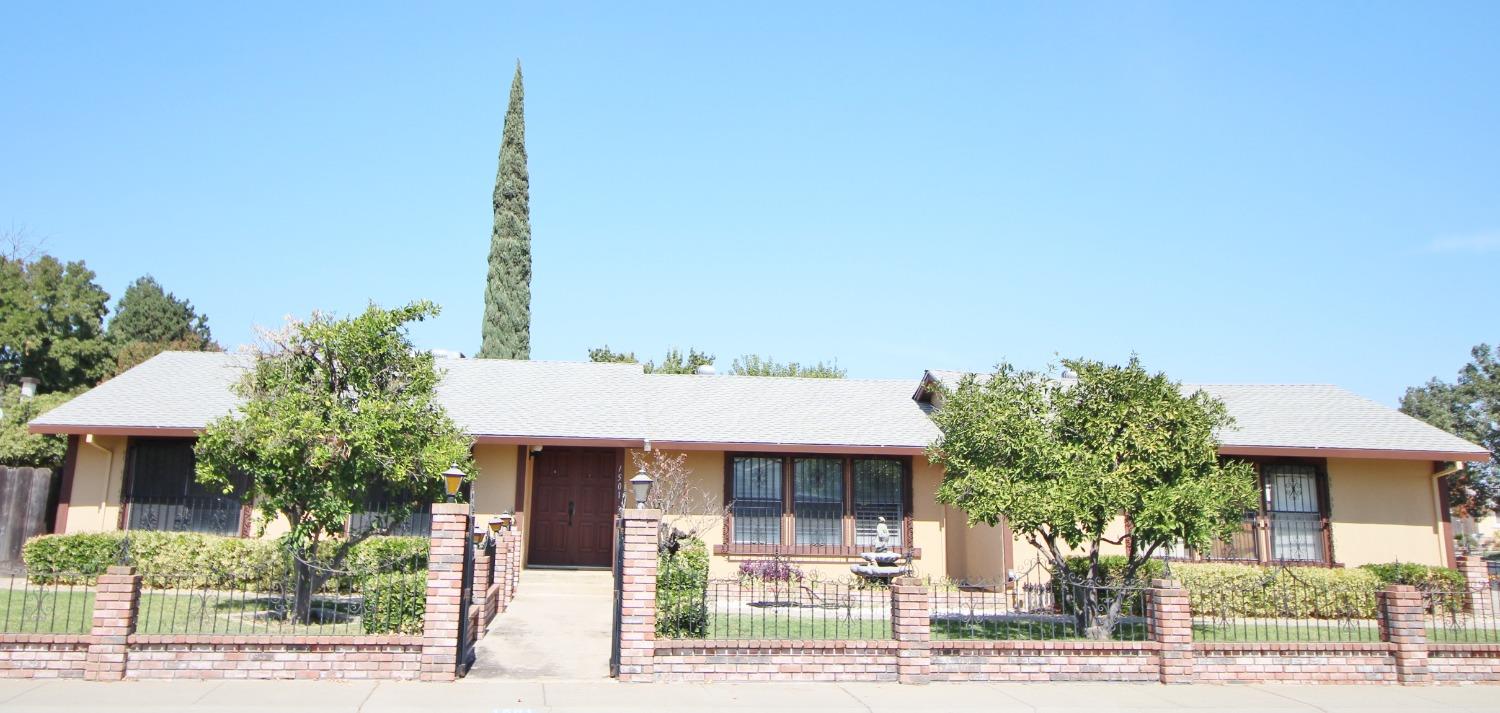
[588,345,715,374]
[929,357,1256,636]
[195,300,473,558]
[730,355,845,378]
[1401,343,1500,516]
[0,254,111,392]
[0,385,82,470]
[106,276,219,375]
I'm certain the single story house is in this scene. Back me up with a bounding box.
[28,351,1490,579]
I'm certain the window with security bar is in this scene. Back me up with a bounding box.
[727,454,910,549]
[1265,463,1326,562]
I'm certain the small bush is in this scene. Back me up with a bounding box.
[1358,562,1465,592]
[360,570,427,635]
[738,557,803,583]
[20,532,123,582]
[1061,555,1166,585]
[658,538,709,638]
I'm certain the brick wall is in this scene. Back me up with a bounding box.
[1429,644,1500,683]
[1194,643,1396,684]
[0,635,87,679]
[615,509,660,683]
[421,502,470,682]
[123,635,422,680]
[931,641,1160,682]
[654,640,898,682]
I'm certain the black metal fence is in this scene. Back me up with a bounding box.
[1186,567,1377,642]
[0,569,99,634]
[132,549,426,637]
[930,564,1150,641]
[675,577,891,640]
[1423,578,1500,644]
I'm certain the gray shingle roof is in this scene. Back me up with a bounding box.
[28,353,1489,458]
[919,370,1488,458]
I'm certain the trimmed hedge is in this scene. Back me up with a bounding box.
[657,537,709,638]
[22,531,427,588]
[1358,562,1465,592]
[359,570,427,635]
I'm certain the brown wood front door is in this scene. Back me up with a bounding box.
[528,448,618,567]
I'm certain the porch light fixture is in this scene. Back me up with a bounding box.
[488,515,504,534]
[497,511,514,531]
[629,468,654,509]
[471,525,488,547]
[442,464,466,502]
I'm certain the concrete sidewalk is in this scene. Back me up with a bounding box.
[0,679,1495,713]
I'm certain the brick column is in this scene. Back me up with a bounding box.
[1147,578,1194,684]
[507,529,522,604]
[494,528,520,609]
[474,547,493,630]
[1456,553,1490,615]
[890,575,931,684]
[1379,584,1431,685]
[616,508,660,682]
[421,503,470,682]
[85,565,141,681]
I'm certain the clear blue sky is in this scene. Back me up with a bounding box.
[3,2,1496,404]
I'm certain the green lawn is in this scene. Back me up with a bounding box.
[931,617,1148,641]
[704,613,891,640]
[1,587,374,636]
[1190,619,1382,643]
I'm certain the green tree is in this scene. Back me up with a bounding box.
[0,385,82,469]
[928,358,1256,639]
[194,301,473,621]
[730,355,845,378]
[0,254,111,392]
[479,62,531,360]
[106,276,219,374]
[588,345,715,374]
[1401,343,1500,516]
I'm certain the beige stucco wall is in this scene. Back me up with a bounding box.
[472,443,521,524]
[62,435,128,533]
[1328,457,1445,566]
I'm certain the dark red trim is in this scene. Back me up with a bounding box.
[52,435,79,533]
[1219,445,1489,463]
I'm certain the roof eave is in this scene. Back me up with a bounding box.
[1217,444,1492,463]
[27,423,201,437]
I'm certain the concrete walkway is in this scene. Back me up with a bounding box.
[468,568,614,680]
[0,679,1495,713]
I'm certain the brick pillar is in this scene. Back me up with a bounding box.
[616,508,660,683]
[421,503,470,682]
[1147,578,1194,684]
[1456,553,1490,615]
[507,529,522,603]
[1379,585,1431,685]
[474,546,493,630]
[494,528,520,609]
[890,575,931,684]
[85,565,140,681]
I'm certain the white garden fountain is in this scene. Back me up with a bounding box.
[850,517,911,581]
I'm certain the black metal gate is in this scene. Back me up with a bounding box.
[456,511,476,677]
[609,514,624,677]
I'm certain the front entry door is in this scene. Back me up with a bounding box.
[529,448,617,567]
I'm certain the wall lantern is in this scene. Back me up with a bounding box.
[629,468,654,509]
[442,464,466,502]
[471,525,488,547]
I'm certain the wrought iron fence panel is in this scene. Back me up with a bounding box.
[1423,578,1500,644]
[125,495,242,535]
[929,561,1149,641]
[0,568,101,634]
[687,577,891,640]
[1186,564,1377,642]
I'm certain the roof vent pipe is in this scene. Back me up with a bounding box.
[695,365,716,376]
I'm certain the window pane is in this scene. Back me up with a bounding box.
[732,456,783,544]
[1266,464,1324,561]
[854,459,903,547]
[794,458,844,546]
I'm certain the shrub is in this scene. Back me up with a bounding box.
[1174,563,1380,619]
[360,570,427,635]
[1061,555,1166,585]
[738,557,803,583]
[658,538,708,638]
[22,532,427,589]
[1358,562,1466,592]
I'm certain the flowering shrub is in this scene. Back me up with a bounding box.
[738,557,803,583]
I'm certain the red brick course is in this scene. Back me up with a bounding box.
[654,640,898,682]
[891,576,931,684]
[122,635,423,680]
[1148,578,1193,684]
[84,565,140,681]
[1194,642,1396,684]
[932,640,1160,682]
[1379,585,1432,685]
[1428,643,1500,683]
[0,634,88,679]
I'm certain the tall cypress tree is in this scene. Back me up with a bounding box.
[480,62,531,359]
